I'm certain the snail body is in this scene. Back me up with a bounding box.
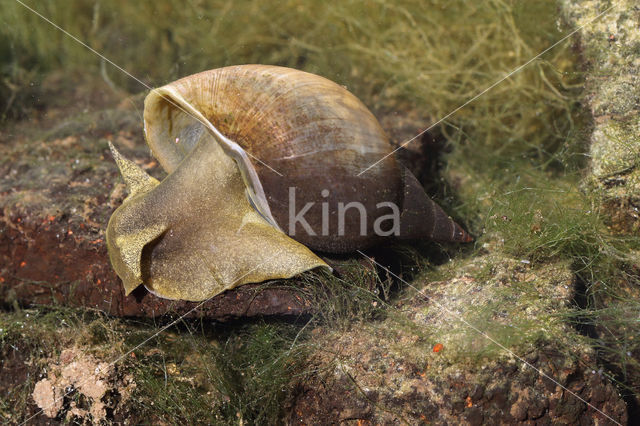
[107,65,470,301]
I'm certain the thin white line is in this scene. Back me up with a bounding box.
[13,0,152,91]
[13,0,283,177]
[20,257,277,424]
[358,4,617,176]
[356,250,622,426]
[246,150,284,177]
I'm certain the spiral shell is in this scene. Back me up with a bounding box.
[107,65,470,301]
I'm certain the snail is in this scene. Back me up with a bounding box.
[107,65,471,301]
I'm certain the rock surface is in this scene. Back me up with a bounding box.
[561,0,640,416]
[31,348,136,422]
[560,0,640,232]
[290,254,628,424]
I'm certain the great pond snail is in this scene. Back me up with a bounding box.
[107,65,471,301]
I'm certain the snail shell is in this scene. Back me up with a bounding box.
[107,65,470,301]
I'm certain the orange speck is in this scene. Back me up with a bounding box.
[433,343,444,353]
[97,279,102,285]
[16,218,21,223]
[48,215,56,222]
[466,396,473,407]
[67,229,73,235]
[0,277,5,283]
[418,371,426,378]
[130,352,136,359]
[19,261,27,268]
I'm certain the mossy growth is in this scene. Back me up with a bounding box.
[326,253,581,375]
[440,155,640,402]
[0,306,314,423]
[413,256,580,364]
[0,307,125,421]
[127,320,313,424]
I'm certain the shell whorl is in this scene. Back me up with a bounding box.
[146,65,393,169]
